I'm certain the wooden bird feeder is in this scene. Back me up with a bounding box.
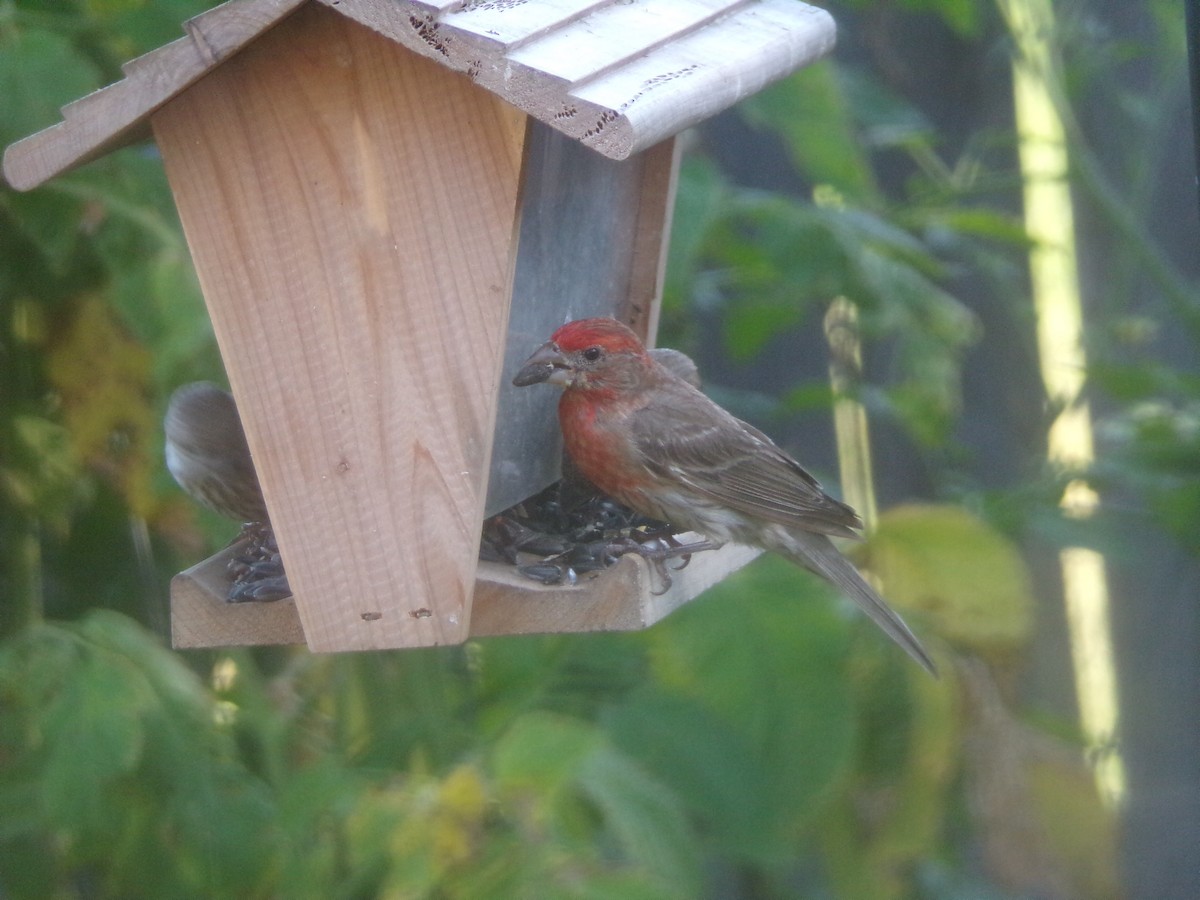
[5,0,834,652]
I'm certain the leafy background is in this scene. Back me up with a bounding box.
[1,0,1197,897]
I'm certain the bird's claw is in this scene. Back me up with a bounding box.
[226,523,291,602]
[605,535,721,595]
[228,574,292,603]
[656,532,694,571]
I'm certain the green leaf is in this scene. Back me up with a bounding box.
[839,66,933,149]
[603,689,785,861]
[916,207,1033,247]
[92,0,218,57]
[0,414,81,528]
[76,610,216,725]
[663,157,728,312]
[558,870,684,900]
[0,189,87,275]
[493,711,604,794]
[646,557,857,826]
[39,649,151,825]
[46,295,157,517]
[837,0,984,37]
[577,745,702,896]
[864,504,1035,652]
[722,295,808,360]
[740,64,880,203]
[911,0,982,36]
[0,28,102,148]
[826,656,962,895]
[0,612,285,894]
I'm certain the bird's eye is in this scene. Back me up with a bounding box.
[582,346,602,362]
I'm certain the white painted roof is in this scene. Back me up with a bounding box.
[4,0,834,190]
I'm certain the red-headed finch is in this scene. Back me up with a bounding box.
[513,317,936,675]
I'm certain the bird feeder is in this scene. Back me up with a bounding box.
[4,0,835,651]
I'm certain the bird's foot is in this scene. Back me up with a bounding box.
[227,523,292,602]
[228,573,292,603]
[607,536,723,595]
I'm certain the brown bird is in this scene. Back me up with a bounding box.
[514,318,936,675]
[164,382,268,524]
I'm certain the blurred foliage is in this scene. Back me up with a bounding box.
[0,0,1192,897]
[864,504,1034,656]
[661,57,1020,447]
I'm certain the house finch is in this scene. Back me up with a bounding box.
[165,382,292,602]
[513,318,936,675]
[648,347,701,388]
[164,382,269,524]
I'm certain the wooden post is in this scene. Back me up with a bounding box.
[152,2,525,651]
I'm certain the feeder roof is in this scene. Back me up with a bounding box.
[4,0,835,191]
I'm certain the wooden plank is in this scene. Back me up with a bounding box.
[506,0,745,88]
[448,0,610,50]
[410,0,467,13]
[168,534,761,647]
[484,127,677,516]
[2,0,306,191]
[171,542,305,648]
[569,0,835,158]
[153,3,526,651]
[624,137,681,344]
[319,0,835,159]
[471,539,761,636]
[6,0,835,188]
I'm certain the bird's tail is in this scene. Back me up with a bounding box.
[771,528,938,676]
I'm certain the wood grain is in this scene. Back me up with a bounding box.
[447,0,610,49]
[5,0,834,190]
[320,0,836,158]
[505,0,743,88]
[154,3,526,651]
[568,0,836,159]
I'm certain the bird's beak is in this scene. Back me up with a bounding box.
[513,341,572,387]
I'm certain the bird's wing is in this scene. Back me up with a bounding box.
[627,384,863,538]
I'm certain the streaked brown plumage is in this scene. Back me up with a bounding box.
[513,317,936,676]
[164,382,268,524]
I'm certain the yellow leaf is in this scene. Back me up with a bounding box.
[864,504,1034,653]
[439,764,489,823]
[46,295,156,517]
[1027,755,1121,899]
